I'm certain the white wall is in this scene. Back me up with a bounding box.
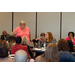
[37,12,60,41]
[0,12,12,35]
[62,12,75,39]
[13,12,36,40]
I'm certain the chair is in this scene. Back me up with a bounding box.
[67,40,74,52]
[32,39,39,47]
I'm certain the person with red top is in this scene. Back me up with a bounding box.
[11,36,29,55]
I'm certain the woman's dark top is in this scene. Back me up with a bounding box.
[22,44,33,58]
[40,39,56,47]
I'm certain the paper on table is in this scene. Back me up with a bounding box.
[32,48,46,51]
[32,48,42,51]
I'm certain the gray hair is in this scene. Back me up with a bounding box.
[20,21,26,25]
[15,50,28,62]
[21,37,28,45]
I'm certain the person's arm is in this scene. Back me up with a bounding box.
[72,38,75,45]
[52,39,56,44]
[40,40,44,47]
[11,30,17,36]
[29,32,31,40]
[37,40,41,48]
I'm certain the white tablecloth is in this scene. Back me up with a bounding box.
[32,48,46,52]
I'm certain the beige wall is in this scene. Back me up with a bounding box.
[13,12,36,40]
[37,12,60,41]
[0,12,75,41]
[0,12,12,35]
[62,12,75,39]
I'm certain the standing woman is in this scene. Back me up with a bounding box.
[11,21,31,44]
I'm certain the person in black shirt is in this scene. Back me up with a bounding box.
[0,31,10,41]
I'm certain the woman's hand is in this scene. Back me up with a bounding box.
[70,37,73,41]
[11,31,17,35]
[28,54,31,59]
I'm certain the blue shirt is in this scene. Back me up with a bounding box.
[58,50,75,62]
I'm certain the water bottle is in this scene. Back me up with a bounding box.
[43,42,46,48]
[42,47,44,51]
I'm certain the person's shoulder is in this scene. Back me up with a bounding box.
[11,44,16,49]
[22,44,28,48]
[14,27,20,31]
[26,27,30,30]
[35,56,42,62]
[66,37,69,40]
[52,39,55,41]
[51,39,56,42]
[26,27,29,29]
[7,34,10,36]
[63,51,71,56]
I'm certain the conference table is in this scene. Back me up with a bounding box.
[31,47,46,57]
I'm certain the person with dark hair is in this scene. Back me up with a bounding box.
[32,33,45,47]
[37,33,45,47]
[11,36,29,55]
[66,31,75,45]
[58,39,75,62]
[8,35,16,54]
[8,35,16,47]
[0,40,13,62]
[0,31,10,41]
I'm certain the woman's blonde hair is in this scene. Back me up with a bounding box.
[22,37,28,45]
[41,43,59,62]
[20,21,26,25]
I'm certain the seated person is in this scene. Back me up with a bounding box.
[58,39,75,62]
[40,32,56,47]
[32,33,45,47]
[35,43,59,62]
[0,31,10,41]
[11,36,29,55]
[66,32,75,45]
[37,32,45,45]
[0,40,13,62]
[21,37,34,58]
[15,50,34,62]
[8,35,16,54]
